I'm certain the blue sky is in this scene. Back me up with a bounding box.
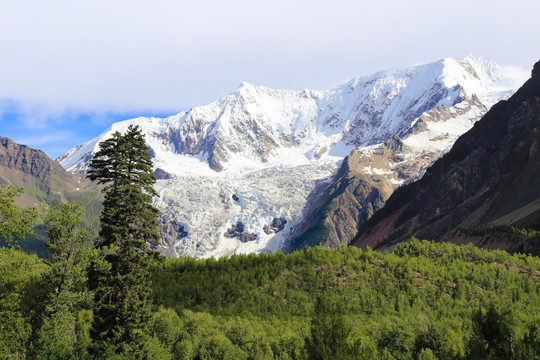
[1,0,538,159]
[0,100,176,158]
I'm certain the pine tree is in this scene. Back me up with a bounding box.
[87,125,161,357]
[306,292,351,359]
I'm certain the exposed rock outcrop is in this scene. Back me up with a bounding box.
[0,137,102,256]
[0,136,99,207]
[263,218,287,234]
[159,221,188,246]
[154,168,173,180]
[224,222,257,242]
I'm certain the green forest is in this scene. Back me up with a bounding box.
[3,238,540,359]
[1,126,539,359]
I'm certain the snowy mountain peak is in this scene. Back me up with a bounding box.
[59,56,520,176]
[236,81,258,91]
[461,54,499,79]
[57,56,523,258]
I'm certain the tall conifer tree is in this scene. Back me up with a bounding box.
[87,125,160,357]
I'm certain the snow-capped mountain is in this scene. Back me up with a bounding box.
[58,56,523,258]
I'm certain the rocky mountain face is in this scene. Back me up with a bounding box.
[290,91,490,250]
[0,136,102,255]
[58,56,522,258]
[1,137,87,206]
[352,60,540,255]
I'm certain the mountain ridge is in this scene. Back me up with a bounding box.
[352,59,540,255]
[58,56,518,175]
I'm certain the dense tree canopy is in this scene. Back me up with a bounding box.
[31,203,95,359]
[150,240,540,359]
[0,186,39,358]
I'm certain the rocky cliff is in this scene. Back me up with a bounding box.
[352,60,540,255]
[0,137,87,205]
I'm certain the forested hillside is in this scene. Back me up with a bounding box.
[149,240,540,359]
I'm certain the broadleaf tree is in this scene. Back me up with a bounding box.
[86,124,162,357]
[0,185,37,247]
[32,203,95,359]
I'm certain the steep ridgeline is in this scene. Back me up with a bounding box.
[352,60,540,255]
[59,56,521,258]
[0,137,102,255]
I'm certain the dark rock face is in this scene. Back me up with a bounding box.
[533,61,540,78]
[238,233,257,243]
[224,222,245,237]
[353,60,540,255]
[159,221,188,246]
[154,168,173,180]
[290,150,392,251]
[224,222,257,242]
[263,218,287,234]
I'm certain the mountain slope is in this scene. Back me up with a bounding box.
[0,137,102,255]
[58,56,522,258]
[352,60,540,255]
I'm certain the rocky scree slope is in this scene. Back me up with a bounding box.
[352,60,540,255]
[58,56,521,258]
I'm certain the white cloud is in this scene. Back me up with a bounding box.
[1,0,538,114]
[498,65,530,88]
